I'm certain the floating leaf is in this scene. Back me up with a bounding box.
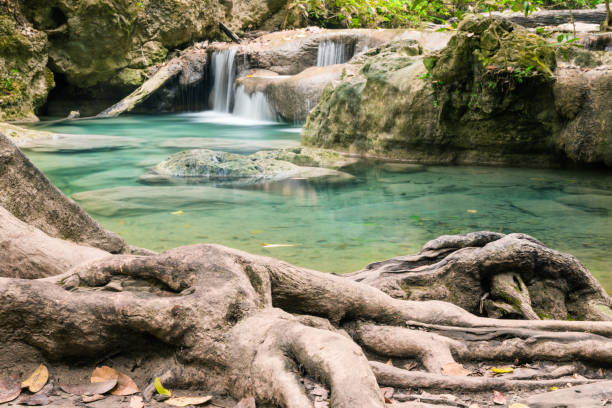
[441,362,471,376]
[261,243,295,248]
[491,366,514,374]
[0,377,21,404]
[165,396,212,406]
[21,364,49,393]
[91,366,139,396]
[466,209,478,214]
[61,379,117,396]
[493,390,506,405]
[155,377,172,397]
[171,210,184,216]
[82,394,106,403]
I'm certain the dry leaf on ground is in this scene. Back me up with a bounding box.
[21,364,49,393]
[441,362,471,376]
[19,393,50,406]
[234,395,256,408]
[165,395,212,406]
[155,377,172,397]
[509,404,530,408]
[91,366,139,395]
[61,379,117,396]
[493,390,507,405]
[0,377,21,403]
[82,394,106,403]
[91,366,119,383]
[130,395,145,408]
[491,366,514,374]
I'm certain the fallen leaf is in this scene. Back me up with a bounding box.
[91,366,119,383]
[82,394,106,403]
[0,377,21,403]
[466,209,478,214]
[380,387,394,399]
[493,390,506,405]
[20,393,50,406]
[92,366,139,396]
[165,395,212,406]
[61,379,117,396]
[130,395,144,408]
[155,377,172,397]
[386,358,393,366]
[261,243,295,248]
[442,362,471,376]
[549,386,559,391]
[234,396,256,408]
[113,372,140,396]
[509,404,530,408]
[171,210,184,216]
[21,364,49,393]
[491,366,514,374]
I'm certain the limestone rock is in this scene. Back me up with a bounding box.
[0,10,52,121]
[303,18,612,168]
[148,148,353,183]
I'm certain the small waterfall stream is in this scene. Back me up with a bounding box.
[211,48,238,112]
[209,48,277,122]
[233,86,277,122]
[317,41,353,66]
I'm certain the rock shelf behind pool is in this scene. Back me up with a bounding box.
[145,148,354,184]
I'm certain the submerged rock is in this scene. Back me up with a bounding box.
[251,146,358,169]
[147,148,353,184]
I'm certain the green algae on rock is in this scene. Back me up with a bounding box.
[303,17,612,168]
[146,148,354,184]
[0,12,53,121]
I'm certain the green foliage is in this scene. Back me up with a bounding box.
[285,0,603,28]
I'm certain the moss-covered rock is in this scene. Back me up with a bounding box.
[303,17,611,167]
[20,0,287,91]
[0,9,52,121]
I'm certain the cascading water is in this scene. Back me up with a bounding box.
[233,85,277,122]
[317,41,352,66]
[211,48,238,112]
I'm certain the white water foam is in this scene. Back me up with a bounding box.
[317,41,351,66]
[211,48,238,112]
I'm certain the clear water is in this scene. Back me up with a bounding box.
[23,113,612,291]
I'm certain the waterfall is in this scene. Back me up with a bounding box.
[317,41,352,66]
[233,85,277,122]
[211,48,238,112]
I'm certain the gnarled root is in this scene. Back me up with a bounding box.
[349,232,612,321]
[2,240,612,406]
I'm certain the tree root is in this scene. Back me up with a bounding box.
[349,232,612,321]
[370,362,603,392]
[1,232,611,406]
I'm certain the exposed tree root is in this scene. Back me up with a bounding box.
[370,362,603,392]
[2,137,612,406]
[349,232,612,321]
[1,240,612,406]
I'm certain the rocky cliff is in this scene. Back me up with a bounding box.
[302,17,612,167]
[1,0,288,120]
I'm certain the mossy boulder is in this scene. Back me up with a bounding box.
[0,11,52,121]
[147,148,353,184]
[303,17,611,167]
[20,0,288,91]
